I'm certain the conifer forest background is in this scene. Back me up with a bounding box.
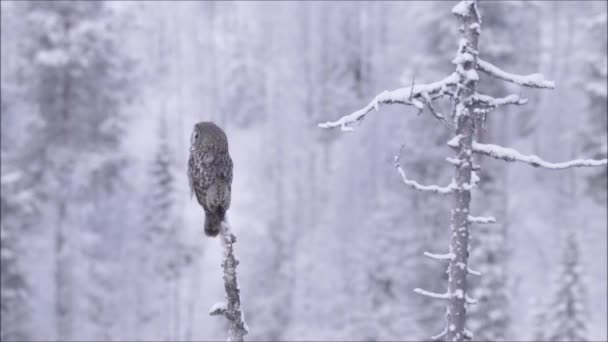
[1,1,607,341]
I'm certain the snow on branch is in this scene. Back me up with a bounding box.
[464,328,474,340]
[477,58,555,89]
[467,215,496,224]
[424,251,456,261]
[414,288,477,304]
[431,329,448,341]
[413,288,451,300]
[471,92,528,113]
[452,0,480,20]
[465,294,478,305]
[318,73,459,131]
[209,302,228,316]
[394,152,455,195]
[467,266,481,276]
[210,222,248,342]
[471,142,608,170]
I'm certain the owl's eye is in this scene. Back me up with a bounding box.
[194,133,199,140]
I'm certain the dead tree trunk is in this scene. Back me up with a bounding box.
[209,222,248,342]
[446,2,481,340]
[318,1,606,341]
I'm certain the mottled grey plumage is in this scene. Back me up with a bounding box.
[187,122,233,237]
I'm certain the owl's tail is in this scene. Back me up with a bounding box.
[204,209,225,237]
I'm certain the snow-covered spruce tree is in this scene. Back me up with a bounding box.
[19,1,134,339]
[0,223,26,342]
[544,230,589,341]
[137,118,192,341]
[0,170,34,341]
[581,7,607,204]
[529,296,548,341]
[0,4,31,340]
[216,1,266,129]
[319,1,607,341]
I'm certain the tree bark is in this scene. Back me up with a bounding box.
[209,223,248,342]
[447,1,481,341]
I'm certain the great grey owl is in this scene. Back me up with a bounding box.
[187,122,233,237]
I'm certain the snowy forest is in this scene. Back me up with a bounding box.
[1,1,607,341]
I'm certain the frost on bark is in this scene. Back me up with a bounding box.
[209,222,249,342]
[319,1,606,341]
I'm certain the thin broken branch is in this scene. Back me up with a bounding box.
[465,294,478,305]
[467,215,496,224]
[431,329,448,340]
[424,251,456,261]
[394,152,455,195]
[414,288,477,305]
[413,288,451,300]
[421,91,456,130]
[467,266,482,276]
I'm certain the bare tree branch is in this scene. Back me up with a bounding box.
[421,91,456,130]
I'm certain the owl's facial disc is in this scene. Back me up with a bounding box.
[190,129,200,149]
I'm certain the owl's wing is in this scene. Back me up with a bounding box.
[226,156,233,184]
[217,154,233,183]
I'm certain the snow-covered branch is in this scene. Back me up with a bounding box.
[413,288,451,300]
[465,294,478,305]
[467,266,481,276]
[210,222,248,342]
[431,329,448,341]
[471,142,608,170]
[467,215,496,224]
[424,251,456,261]
[477,58,555,89]
[472,92,528,113]
[318,73,458,131]
[394,154,455,195]
[414,288,477,304]
[464,328,474,340]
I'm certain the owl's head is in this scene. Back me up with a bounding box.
[190,121,229,152]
